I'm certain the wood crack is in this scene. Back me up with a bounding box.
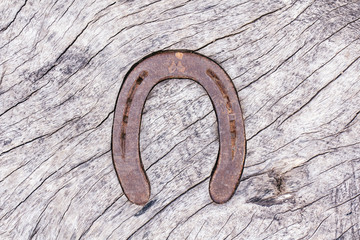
[125,177,210,239]
[279,55,360,126]
[0,0,28,32]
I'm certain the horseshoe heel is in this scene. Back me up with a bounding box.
[112,50,246,205]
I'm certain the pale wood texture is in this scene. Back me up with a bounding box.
[1,0,360,239]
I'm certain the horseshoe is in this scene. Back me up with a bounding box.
[112,50,246,205]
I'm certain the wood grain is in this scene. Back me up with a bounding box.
[0,0,359,239]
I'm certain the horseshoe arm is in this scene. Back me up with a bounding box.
[112,50,246,205]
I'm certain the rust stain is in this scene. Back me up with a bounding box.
[168,60,186,73]
[177,61,185,73]
[175,52,183,59]
[168,60,176,73]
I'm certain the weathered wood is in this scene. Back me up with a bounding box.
[0,0,359,239]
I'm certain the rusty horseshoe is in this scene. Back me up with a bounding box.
[112,50,246,205]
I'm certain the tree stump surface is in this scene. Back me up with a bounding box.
[1,0,360,239]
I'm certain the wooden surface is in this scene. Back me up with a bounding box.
[1,0,360,239]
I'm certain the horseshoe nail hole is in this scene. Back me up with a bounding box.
[136,77,143,84]
[230,120,236,132]
[123,116,128,123]
[139,70,148,79]
[121,132,126,139]
[136,71,148,84]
